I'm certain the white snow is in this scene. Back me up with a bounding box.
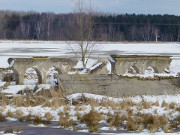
[0,40,179,57]
[2,85,33,95]
[73,61,84,69]
[0,56,10,68]
[0,93,179,134]
[169,57,180,74]
[24,67,38,85]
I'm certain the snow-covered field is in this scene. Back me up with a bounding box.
[0,40,180,57]
[0,93,180,134]
[0,40,180,134]
[0,40,180,75]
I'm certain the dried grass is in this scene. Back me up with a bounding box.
[58,112,76,128]
[7,110,14,117]
[1,95,9,106]
[79,109,102,132]
[161,100,168,108]
[33,115,50,125]
[142,100,151,109]
[153,100,159,107]
[169,102,177,109]
[15,109,24,117]
[126,117,138,131]
[107,112,121,130]
[0,112,6,122]
[13,96,24,107]
[45,112,54,121]
[176,106,180,112]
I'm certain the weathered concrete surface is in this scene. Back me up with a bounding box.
[58,74,180,97]
[112,55,171,74]
[13,57,78,84]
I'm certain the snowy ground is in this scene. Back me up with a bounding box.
[0,93,179,134]
[0,40,180,75]
[0,41,180,134]
[0,40,180,57]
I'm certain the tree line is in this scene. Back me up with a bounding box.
[0,10,180,41]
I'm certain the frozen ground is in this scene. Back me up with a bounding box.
[0,41,180,134]
[0,93,180,134]
[0,40,180,75]
[0,40,180,57]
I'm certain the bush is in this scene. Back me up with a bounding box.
[107,113,121,130]
[0,112,6,122]
[79,109,102,132]
[58,112,76,128]
[33,115,50,125]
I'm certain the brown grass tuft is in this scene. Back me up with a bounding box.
[0,112,6,122]
[7,110,14,117]
[153,100,159,107]
[147,124,158,133]
[13,96,24,107]
[4,127,13,133]
[169,102,177,109]
[126,117,138,131]
[176,106,180,112]
[33,115,50,125]
[58,112,76,128]
[163,124,173,133]
[79,109,102,132]
[15,109,23,116]
[142,100,151,109]
[45,112,54,121]
[1,95,9,106]
[161,100,168,108]
[107,112,121,130]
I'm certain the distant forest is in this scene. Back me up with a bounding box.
[0,10,180,41]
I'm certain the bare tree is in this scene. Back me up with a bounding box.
[67,0,98,68]
[152,26,160,42]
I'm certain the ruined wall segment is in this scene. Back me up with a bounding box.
[58,74,180,97]
[13,57,78,84]
[111,55,171,75]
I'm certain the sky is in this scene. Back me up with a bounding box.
[0,0,180,15]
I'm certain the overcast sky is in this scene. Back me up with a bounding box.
[0,0,180,15]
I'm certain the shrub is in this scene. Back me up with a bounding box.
[7,110,14,117]
[19,113,33,122]
[0,112,6,122]
[153,100,159,107]
[33,115,50,125]
[58,112,76,128]
[147,124,158,133]
[79,109,102,132]
[13,96,24,107]
[142,101,151,109]
[161,100,168,108]
[163,124,173,133]
[107,113,121,130]
[169,102,177,109]
[45,112,54,121]
[4,127,13,133]
[15,109,24,117]
[176,106,180,112]
[126,118,138,131]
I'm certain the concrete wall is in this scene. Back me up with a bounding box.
[58,74,180,97]
[112,55,171,74]
[13,57,78,84]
